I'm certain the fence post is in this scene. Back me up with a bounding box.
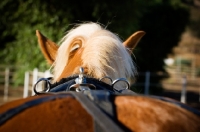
[199,85,200,102]
[180,76,187,103]
[23,71,30,98]
[176,56,181,76]
[4,68,9,101]
[44,70,51,78]
[32,68,38,95]
[144,71,150,95]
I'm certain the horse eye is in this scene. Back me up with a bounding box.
[70,44,80,52]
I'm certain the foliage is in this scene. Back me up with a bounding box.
[0,0,70,84]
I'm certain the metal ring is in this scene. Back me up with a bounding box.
[33,78,51,95]
[69,84,80,91]
[99,76,113,85]
[111,78,130,90]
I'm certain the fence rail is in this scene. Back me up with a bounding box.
[132,71,200,103]
[0,67,15,102]
[0,67,52,103]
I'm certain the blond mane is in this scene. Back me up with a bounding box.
[53,23,136,81]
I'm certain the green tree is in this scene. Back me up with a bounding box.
[0,0,70,84]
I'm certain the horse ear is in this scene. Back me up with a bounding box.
[123,31,146,53]
[36,30,59,64]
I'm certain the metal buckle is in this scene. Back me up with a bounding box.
[69,84,96,92]
[69,67,96,92]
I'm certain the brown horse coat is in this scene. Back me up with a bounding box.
[0,93,200,132]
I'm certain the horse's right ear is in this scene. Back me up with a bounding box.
[36,30,59,64]
[123,31,145,53]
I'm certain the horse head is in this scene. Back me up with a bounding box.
[36,23,145,82]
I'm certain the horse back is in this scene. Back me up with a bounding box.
[0,92,200,132]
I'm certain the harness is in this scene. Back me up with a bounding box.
[33,67,200,117]
[0,67,200,132]
[33,67,133,94]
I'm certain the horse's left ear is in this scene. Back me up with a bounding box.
[123,31,146,53]
[36,30,59,64]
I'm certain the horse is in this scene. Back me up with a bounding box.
[36,23,144,83]
[0,22,200,132]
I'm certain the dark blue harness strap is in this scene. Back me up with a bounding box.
[0,94,73,125]
[49,76,115,93]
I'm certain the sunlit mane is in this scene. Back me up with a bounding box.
[53,23,136,81]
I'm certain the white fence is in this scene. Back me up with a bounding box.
[132,71,200,103]
[0,67,52,103]
[0,68,13,101]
